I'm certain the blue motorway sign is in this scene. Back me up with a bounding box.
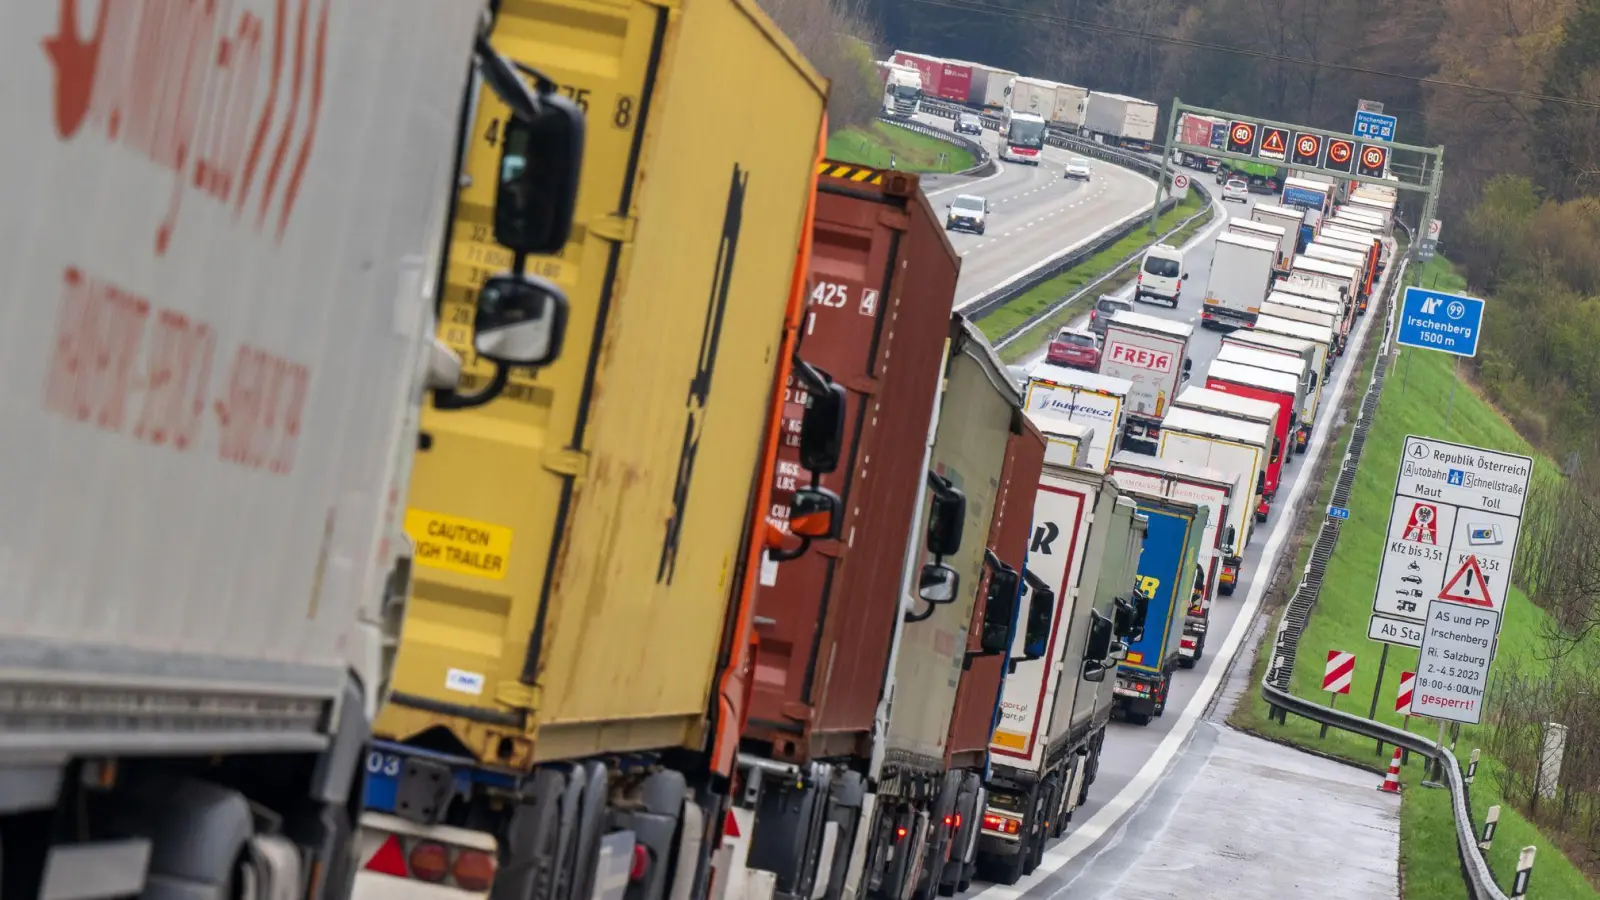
[1328,506,1351,520]
[1354,110,1397,142]
[1397,287,1484,357]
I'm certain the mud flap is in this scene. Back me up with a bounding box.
[615,770,688,900]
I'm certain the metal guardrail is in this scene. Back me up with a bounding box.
[1257,221,1510,900]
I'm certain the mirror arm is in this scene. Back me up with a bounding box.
[475,34,546,123]
[903,599,939,624]
[432,364,510,411]
[766,534,811,563]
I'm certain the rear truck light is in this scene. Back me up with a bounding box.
[409,841,450,883]
[630,844,650,882]
[454,850,498,893]
[896,827,908,840]
[981,814,1020,835]
[954,814,962,828]
[943,815,954,828]
[1258,500,1271,516]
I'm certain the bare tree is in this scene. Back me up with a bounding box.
[757,0,883,132]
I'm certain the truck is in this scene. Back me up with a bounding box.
[1315,230,1384,286]
[880,63,925,118]
[1221,332,1322,452]
[869,317,1040,900]
[1096,311,1195,455]
[1157,407,1271,573]
[980,419,1146,881]
[1280,176,1333,228]
[972,63,1021,109]
[1022,365,1133,471]
[1205,357,1300,518]
[890,51,974,104]
[1009,77,1061,120]
[1266,291,1348,351]
[1175,113,1226,169]
[1201,233,1278,330]
[1,0,585,895]
[1110,493,1206,725]
[1304,242,1375,308]
[726,162,959,900]
[1082,92,1159,150]
[1252,314,1338,383]
[1332,209,1388,236]
[1286,258,1361,330]
[362,3,833,899]
[1108,453,1237,663]
[939,412,1048,895]
[1249,203,1307,270]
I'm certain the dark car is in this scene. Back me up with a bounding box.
[1088,295,1133,337]
[954,113,984,136]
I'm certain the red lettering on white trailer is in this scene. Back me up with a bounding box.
[1106,341,1174,372]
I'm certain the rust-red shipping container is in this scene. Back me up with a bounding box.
[891,51,945,100]
[745,161,960,763]
[945,418,1047,770]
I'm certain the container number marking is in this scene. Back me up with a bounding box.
[811,282,849,309]
[366,752,402,777]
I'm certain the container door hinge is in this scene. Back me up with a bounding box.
[496,681,541,714]
[543,448,589,478]
[589,214,638,244]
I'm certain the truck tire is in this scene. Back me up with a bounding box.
[986,850,1024,886]
[1126,711,1152,726]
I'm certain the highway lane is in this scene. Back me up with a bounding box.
[898,114,1158,307]
[971,181,1391,900]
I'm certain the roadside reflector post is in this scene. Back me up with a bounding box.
[1466,748,1480,785]
[1511,845,1536,898]
[1479,805,1499,853]
[1393,670,1415,765]
[1321,650,1355,739]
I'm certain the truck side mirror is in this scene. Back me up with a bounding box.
[1108,640,1130,661]
[1257,470,1267,494]
[1113,592,1148,643]
[1273,437,1283,462]
[926,473,966,557]
[1084,608,1115,662]
[493,94,585,256]
[795,363,846,475]
[918,563,960,605]
[980,556,1021,655]
[1183,358,1193,374]
[1020,571,1055,661]
[1225,525,1238,553]
[788,488,841,540]
[473,274,569,368]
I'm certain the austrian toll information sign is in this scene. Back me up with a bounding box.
[1367,435,1532,648]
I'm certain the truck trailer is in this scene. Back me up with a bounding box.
[1096,312,1195,455]
[1220,333,1322,452]
[1251,203,1309,268]
[1157,407,1271,574]
[1204,358,1299,518]
[361,3,834,900]
[1202,233,1278,330]
[727,162,960,900]
[1081,92,1159,150]
[1009,77,1061,120]
[1022,365,1134,472]
[1051,83,1092,130]
[1252,315,1338,383]
[1229,219,1290,275]
[1175,113,1226,169]
[979,422,1146,880]
[1110,494,1206,725]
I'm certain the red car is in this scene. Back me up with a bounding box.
[1046,327,1101,370]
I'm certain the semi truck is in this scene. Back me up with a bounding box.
[972,63,1021,109]
[727,163,960,900]
[1202,233,1278,330]
[1249,203,1307,269]
[890,51,975,105]
[1082,93,1159,151]
[0,2,583,896]
[1205,358,1300,518]
[881,63,925,118]
[1264,293,1347,353]
[1096,312,1195,456]
[979,421,1146,880]
[1287,259,1362,324]
[940,416,1049,894]
[1229,219,1290,276]
[1175,113,1226,169]
[1107,453,1236,663]
[1304,242,1375,308]
[1051,83,1092,131]
[360,3,835,900]
[1110,494,1206,725]
[1280,177,1333,228]
[1252,314,1339,382]
[1009,77,1061,120]
[1021,365,1134,472]
[1157,407,1271,571]
[1220,332,1323,452]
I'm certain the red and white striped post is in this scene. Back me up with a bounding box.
[1396,670,1415,765]
[1321,650,1355,739]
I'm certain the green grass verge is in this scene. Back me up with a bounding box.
[825,122,975,174]
[1228,253,1598,899]
[983,192,1212,362]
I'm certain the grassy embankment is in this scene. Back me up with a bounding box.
[979,191,1213,361]
[1228,254,1599,899]
[825,121,975,174]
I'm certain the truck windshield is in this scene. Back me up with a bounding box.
[890,84,920,98]
[1006,119,1048,148]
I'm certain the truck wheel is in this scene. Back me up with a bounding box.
[1220,581,1235,597]
[1177,653,1196,670]
[987,851,1024,886]
[1126,711,1152,726]
[1193,636,1206,663]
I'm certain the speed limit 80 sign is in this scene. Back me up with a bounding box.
[1358,143,1389,177]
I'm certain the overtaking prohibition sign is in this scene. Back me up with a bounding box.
[1325,138,1356,174]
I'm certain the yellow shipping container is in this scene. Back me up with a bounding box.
[379,0,827,767]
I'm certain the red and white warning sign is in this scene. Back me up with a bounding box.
[1439,555,1495,609]
[1402,502,1438,544]
[1323,650,1355,694]
[1395,670,1415,716]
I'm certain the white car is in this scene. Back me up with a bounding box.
[945,194,988,235]
[1222,179,1250,203]
[1064,157,1092,181]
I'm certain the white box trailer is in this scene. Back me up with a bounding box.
[1157,407,1271,558]
[1250,203,1307,272]
[1289,257,1362,325]
[1306,242,1373,300]
[973,63,1021,109]
[1268,289,1347,335]
[1010,76,1062,119]
[1214,347,1311,442]
[1108,452,1236,658]
[1082,92,1159,148]
[1202,233,1278,330]
[1230,219,1288,265]
[1023,364,1132,471]
[1262,301,1342,354]
[1097,311,1194,452]
[0,0,490,891]
[1252,314,1338,382]
[1052,83,1092,129]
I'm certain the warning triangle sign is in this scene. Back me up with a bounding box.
[1439,556,1495,608]
[1262,130,1287,154]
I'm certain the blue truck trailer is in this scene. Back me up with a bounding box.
[1110,492,1206,726]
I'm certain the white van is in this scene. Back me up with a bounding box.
[1136,243,1187,307]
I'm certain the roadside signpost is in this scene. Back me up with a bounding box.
[1171,171,1190,200]
[1354,109,1398,142]
[1321,650,1355,737]
[1397,287,1484,358]
[1413,604,1499,724]
[1328,505,1350,520]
